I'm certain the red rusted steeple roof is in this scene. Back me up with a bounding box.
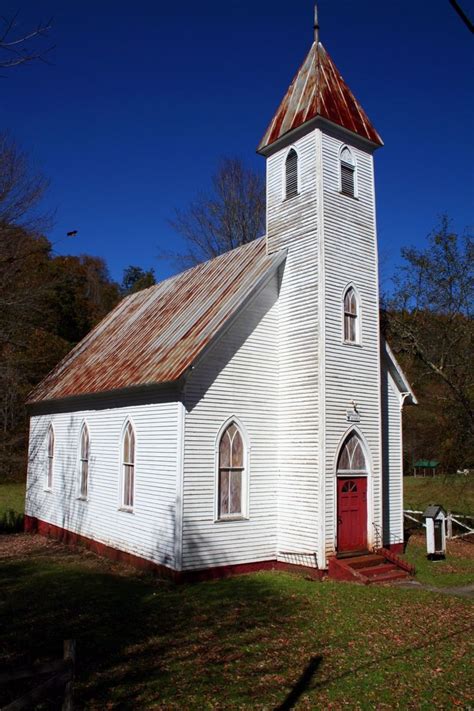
[257,41,383,153]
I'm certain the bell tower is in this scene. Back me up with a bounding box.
[257,8,384,568]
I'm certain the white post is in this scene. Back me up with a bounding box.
[447,511,453,540]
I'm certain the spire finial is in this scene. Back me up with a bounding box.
[314,4,320,44]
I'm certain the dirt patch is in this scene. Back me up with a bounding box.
[410,530,474,559]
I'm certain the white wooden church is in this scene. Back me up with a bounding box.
[25,17,416,581]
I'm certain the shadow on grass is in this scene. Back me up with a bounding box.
[275,655,323,711]
[0,550,312,709]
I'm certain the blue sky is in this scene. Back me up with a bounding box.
[2,0,473,291]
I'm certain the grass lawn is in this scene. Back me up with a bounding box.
[403,474,474,515]
[0,535,473,710]
[0,482,26,532]
[404,531,474,588]
[0,481,25,516]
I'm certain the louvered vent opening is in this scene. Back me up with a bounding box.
[341,162,355,197]
[285,149,298,199]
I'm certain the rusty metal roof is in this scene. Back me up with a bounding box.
[258,41,383,153]
[28,238,284,404]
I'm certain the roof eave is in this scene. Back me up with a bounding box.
[381,338,418,405]
[257,115,383,157]
[182,247,287,379]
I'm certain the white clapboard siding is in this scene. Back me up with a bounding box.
[26,393,180,568]
[182,276,279,570]
[381,368,404,545]
[320,129,382,560]
[266,131,320,565]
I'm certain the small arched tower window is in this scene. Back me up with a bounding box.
[343,287,359,343]
[218,422,245,519]
[337,433,367,475]
[79,423,90,499]
[340,146,355,197]
[285,148,298,199]
[46,424,55,490]
[122,421,135,510]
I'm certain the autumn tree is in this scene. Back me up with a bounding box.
[384,217,473,471]
[0,134,122,478]
[170,157,265,267]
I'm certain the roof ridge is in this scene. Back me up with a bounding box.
[128,235,267,301]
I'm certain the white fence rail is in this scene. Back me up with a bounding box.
[403,510,474,539]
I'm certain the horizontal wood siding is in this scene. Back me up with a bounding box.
[381,369,404,546]
[182,277,279,570]
[321,130,382,557]
[267,131,320,565]
[26,394,180,568]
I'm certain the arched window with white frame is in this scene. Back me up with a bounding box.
[79,423,90,499]
[218,421,246,519]
[340,146,356,197]
[285,148,298,199]
[121,421,135,510]
[337,432,368,475]
[343,286,359,343]
[46,424,54,490]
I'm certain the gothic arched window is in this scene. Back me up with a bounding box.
[46,424,54,490]
[343,287,359,343]
[337,433,367,475]
[121,421,135,510]
[285,148,298,199]
[218,422,245,519]
[79,423,90,499]
[340,146,355,197]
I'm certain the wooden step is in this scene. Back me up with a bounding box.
[358,563,399,577]
[346,554,386,569]
[365,570,410,584]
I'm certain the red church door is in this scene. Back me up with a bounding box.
[337,477,367,553]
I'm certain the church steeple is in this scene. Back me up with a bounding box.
[257,17,383,154]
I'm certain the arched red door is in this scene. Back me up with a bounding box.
[336,433,369,553]
[337,477,367,553]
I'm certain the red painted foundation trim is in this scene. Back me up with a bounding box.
[24,515,324,583]
[24,515,177,580]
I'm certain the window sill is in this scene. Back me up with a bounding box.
[118,507,134,514]
[214,515,249,523]
[77,496,88,502]
[343,340,362,348]
[339,191,359,200]
[43,488,53,493]
[283,193,300,202]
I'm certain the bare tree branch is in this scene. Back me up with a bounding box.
[384,216,474,469]
[0,14,54,72]
[169,157,266,268]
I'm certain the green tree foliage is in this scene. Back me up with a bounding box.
[121,265,156,296]
[384,217,473,472]
[49,255,120,342]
